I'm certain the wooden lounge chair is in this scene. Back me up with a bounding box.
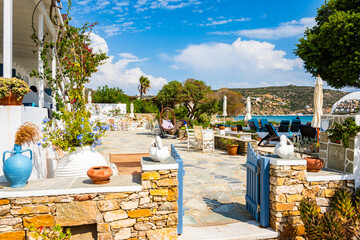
[258,124,281,146]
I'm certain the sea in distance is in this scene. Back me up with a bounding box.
[233,115,313,124]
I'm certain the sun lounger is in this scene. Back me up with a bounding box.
[278,120,290,132]
[248,119,261,132]
[258,124,281,146]
[290,119,301,132]
[260,119,269,131]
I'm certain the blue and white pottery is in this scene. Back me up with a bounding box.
[3,144,33,188]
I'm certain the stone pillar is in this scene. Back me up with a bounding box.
[269,157,307,239]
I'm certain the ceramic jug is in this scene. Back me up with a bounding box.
[274,135,294,159]
[3,144,33,188]
[149,136,170,162]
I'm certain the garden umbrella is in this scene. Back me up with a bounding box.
[312,75,323,142]
[222,95,227,124]
[244,97,252,124]
[129,103,135,118]
[87,92,92,104]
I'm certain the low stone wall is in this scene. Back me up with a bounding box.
[269,159,354,240]
[0,169,178,240]
[214,135,257,155]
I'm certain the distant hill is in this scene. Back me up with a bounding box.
[230,85,349,115]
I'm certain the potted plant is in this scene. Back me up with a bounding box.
[32,3,108,177]
[0,77,30,105]
[221,137,239,155]
[326,117,360,148]
[293,136,324,172]
[3,122,40,187]
[231,126,237,132]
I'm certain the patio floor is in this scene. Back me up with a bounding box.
[96,129,252,226]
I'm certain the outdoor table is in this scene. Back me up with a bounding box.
[226,131,255,140]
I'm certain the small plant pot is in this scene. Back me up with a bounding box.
[227,145,238,155]
[87,166,113,184]
[0,93,23,106]
[231,127,237,132]
[219,126,226,130]
[305,157,324,172]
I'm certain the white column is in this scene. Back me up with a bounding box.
[38,14,44,108]
[3,0,13,78]
[51,47,56,110]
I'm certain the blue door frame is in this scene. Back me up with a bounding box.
[171,144,184,235]
[246,143,270,227]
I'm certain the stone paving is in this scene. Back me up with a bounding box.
[96,129,253,227]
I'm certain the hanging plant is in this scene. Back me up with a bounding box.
[30,0,108,152]
[326,118,360,148]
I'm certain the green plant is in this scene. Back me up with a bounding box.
[221,136,239,146]
[29,224,71,240]
[92,85,129,103]
[0,77,30,100]
[326,118,360,148]
[138,76,151,99]
[300,188,360,239]
[293,136,318,158]
[31,1,108,152]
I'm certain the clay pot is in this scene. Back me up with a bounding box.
[231,127,237,132]
[219,126,226,130]
[227,145,238,155]
[305,157,324,172]
[87,166,113,184]
[0,93,23,106]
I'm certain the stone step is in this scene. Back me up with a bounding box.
[178,221,278,240]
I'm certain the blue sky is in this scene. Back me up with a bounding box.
[68,0,325,95]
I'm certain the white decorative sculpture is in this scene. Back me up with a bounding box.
[149,136,170,162]
[274,135,294,159]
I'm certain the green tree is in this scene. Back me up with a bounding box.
[138,76,151,99]
[216,88,244,116]
[295,0,360,88]
[92,85,129,103]
[157,80,183,108]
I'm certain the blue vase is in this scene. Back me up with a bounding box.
[3,144,33,188]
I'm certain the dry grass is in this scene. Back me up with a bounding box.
[15,122,41,146]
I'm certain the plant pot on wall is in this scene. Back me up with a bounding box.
[219,126,226,130]
[231,127,237,132]
[305,156,324,172]
[227,145,238,155]
[87,166,113,184]
[0,93,23,106]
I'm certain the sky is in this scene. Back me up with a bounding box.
[67,0,326,95]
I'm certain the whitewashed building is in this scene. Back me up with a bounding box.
[0,0,61,182]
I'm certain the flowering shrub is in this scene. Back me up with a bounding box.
[0,77,30,100]
[31,1,108,152]
[29,224,71,240]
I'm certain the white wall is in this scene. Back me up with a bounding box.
[0,106,48,182]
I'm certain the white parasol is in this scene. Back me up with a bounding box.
[87,92,92,104]
[311,75,323,129]
[222,95,227,123]
[244,97,252,124]
[129,103,135,118]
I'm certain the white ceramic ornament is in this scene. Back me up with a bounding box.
[149,136,170,162]
[274,135,294,159]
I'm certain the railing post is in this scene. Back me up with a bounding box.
[171,144,184,235]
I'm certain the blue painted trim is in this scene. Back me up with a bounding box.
[260,156,270,227]
[171,144,184,235]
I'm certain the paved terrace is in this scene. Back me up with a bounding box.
[96,130,277,239]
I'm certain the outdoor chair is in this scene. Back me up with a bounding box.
[290,119,301,132]
[248,119,260,132]
[186,128,196,149]
[278,120,290,132]
[258,124,281,146]
[260,119,269,132]
[194,126,214,152]
[300,125,317,139]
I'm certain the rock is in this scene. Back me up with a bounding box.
[147,228,177,240]
[150,189,168,196]
[73,194,96,201]
[105,193,128,200]
[142,172,160,181]
[97,199,120,212]
[0,205,10,216]
[114,227,131,240]
[23,215,55,228]
[140,197,150,205]
[97,223,110,233]
[134,222,154,231]
[104,210,128,222]
[128,209,152,218]
[120,201,138,210]
[0,199,10,205]
[0,231,25,240]
[156,179,178,187]
[158,202,177,211]
[0,217,22,226]
[110,219,136,229]
[98,232,112,240]
[55,201,102,226]
[13,198,32,205]
[167,187,178,201]
[49,196,73,203]
[11,206,50,215]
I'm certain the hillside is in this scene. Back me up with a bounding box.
[231,85,348,115]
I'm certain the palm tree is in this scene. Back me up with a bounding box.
[138,76,151,99]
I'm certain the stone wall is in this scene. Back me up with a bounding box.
[0,169,178,240]
[214,135,257,155]
[269,161,354,240]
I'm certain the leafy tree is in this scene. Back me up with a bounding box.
[92,85,129,103]
[130,99,158,113]
[216,88,244,116]
[138,76,151,99]
[295,0,360,88]
[157,81,183,108]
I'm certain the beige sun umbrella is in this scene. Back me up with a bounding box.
[311,75,323,129]
[244,97,252,124]
[222,95,227,123]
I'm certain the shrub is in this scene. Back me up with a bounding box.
[0,77,30,100]
[92,85,129,103]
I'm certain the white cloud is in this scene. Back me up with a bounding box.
[171,38,311,89]
[88,34,167,95]
[89,33,109,54]
[210,17,316,39]
[198,17,250,27]
[134,0,199,11]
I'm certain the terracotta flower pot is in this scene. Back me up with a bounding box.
[227,145,238,155]
[87,166,113,184]
[0,93,23,106]
[231,127,237,132]
[305,157,324,172]
[219,126,226,130]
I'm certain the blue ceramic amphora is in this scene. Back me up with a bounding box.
[3,144,33,188]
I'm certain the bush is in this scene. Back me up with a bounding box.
[129,99,158,113]
[92,85,129,103]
